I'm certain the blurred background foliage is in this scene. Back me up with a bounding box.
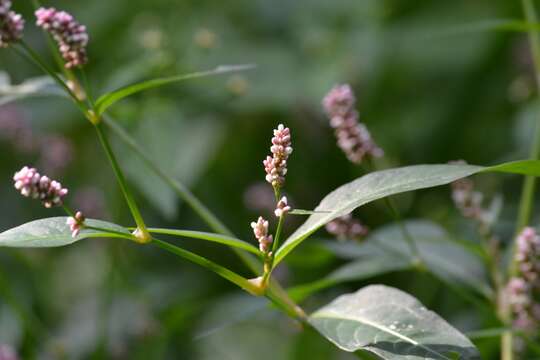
[0,0,537,358]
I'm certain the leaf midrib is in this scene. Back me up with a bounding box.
[311,311,452,360]
[276,165,482,263]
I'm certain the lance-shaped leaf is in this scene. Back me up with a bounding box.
[274,160,540,265]
[94,64,255,115]
[310,285,480,359]
[0,217,131,247]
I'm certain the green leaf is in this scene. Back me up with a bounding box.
[430,19,540,39]
[290,220,489,302]
[146,228,261,255]
[309,285,480,359]
[0,72,65,106]
[274,160,540,266]
[324,221,491,297]
[94,64,255,115]
[0,217,131,247]
[289,254,411,302]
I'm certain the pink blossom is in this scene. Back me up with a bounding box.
[325,214,368,241]
[263,124,292,188]
[0,0,24,48]
[35,7,88,68]
[66,211,84,238]
[322,84,383,164]
[274,196,291,217]
[251,216,273,253]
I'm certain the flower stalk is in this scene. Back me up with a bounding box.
[504,1,540,358]
[6,8,307,327]
[94,123,150,243]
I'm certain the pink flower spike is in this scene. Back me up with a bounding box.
[0,0,24,48]
[13,166,68,208]
[35,7,88,68]
[264,124,292,188]
[325,214,368,241]
[322,84,383,164]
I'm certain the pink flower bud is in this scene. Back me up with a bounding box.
[66,211,84,238]
[251,216,273,253]
[274,196,291,217]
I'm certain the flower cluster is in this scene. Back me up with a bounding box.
[251,124,294,261]
[0,0,24,48]
[325,214,369,241]
[263,124,292,188]
[66,211,85,238]
[516,227,540,282]
[13,166,68,208]
[35,7,88,68]
[322,84,383,164]
[505,227,540,333]
[251,216,273,253]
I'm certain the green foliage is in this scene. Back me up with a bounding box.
[0,217,131,247]
[310,285,480,359]
[290,220,490,302]
[2,0,540,358]
[275,161,540,265]
[94,65,255,115]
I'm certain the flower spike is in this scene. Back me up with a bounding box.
[0,0,24,48]
[35,7,88,68]
[322,84,383,164]
[13,166,68,208]
[263,124,292,188]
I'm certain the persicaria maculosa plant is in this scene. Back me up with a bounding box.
[2,1,540,359]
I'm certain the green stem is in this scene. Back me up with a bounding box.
[102,116,305,317]
[152,235,306,319]
[62,204,75,217]
[151,237,260,295]
[503,1,540,358]
[271,215,285,257]
[102,116,233,237]
[515,0,540,252]
[16,42,87,114]
[262,214,284,285]
[94,123,150,243]
[145,227,261,256]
